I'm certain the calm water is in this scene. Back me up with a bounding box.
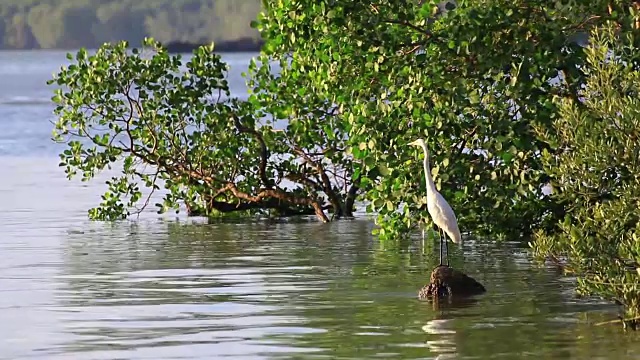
[1,50,639,360]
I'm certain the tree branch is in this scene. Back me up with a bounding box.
[232,114,273,189]
[291,145,345,217]
[382,19,433,37]
[226,183,329,222]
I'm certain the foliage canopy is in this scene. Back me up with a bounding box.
[51,39,359,222]
[252,0,637,240]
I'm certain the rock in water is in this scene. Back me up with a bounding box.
[418,266,486,300]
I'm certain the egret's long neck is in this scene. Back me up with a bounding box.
[422,145,437,195]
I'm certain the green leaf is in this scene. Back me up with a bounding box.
[378,164,390,176]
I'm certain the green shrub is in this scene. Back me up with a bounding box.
[532,23,640,321]
[50,39,359,221]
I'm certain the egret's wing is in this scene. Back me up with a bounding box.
[433,192,462,244]
[433,192,457,221]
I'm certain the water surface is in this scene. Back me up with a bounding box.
[1,50,638,360]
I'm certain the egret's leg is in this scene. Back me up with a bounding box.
[444,233,450,267]
[438,227,444,266]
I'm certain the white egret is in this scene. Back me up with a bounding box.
[409,138,462,267]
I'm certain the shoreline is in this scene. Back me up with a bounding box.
[0,38,265,54]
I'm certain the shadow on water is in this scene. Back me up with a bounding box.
[42,218,640,359]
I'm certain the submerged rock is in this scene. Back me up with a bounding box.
[418,266,486,301]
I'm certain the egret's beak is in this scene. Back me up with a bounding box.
[408,140,420,147]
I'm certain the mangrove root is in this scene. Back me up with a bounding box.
[418,265,486,301]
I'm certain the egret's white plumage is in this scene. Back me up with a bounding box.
[409,138,461,266]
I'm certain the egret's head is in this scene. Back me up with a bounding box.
[408,138,427,148]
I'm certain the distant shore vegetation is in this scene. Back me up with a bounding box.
[0,0,262,51]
